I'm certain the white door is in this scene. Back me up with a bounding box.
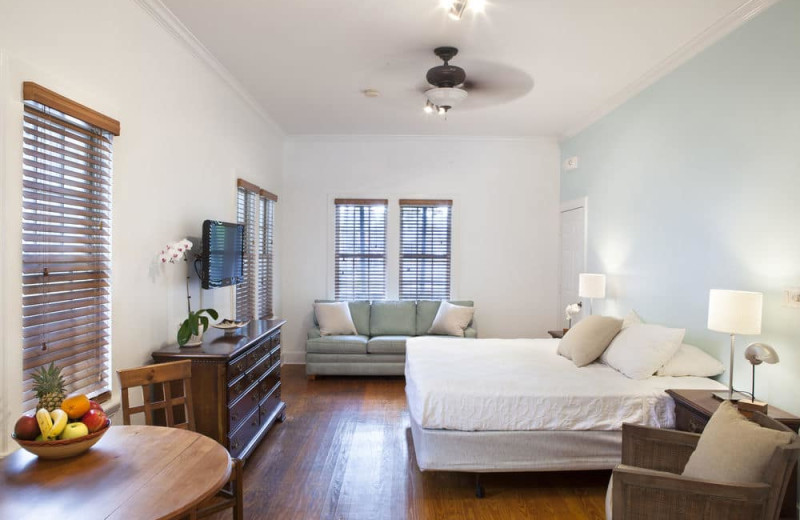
[559,203,586,327]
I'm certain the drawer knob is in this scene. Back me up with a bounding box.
[231,413,238,422]
[232,440,240,450]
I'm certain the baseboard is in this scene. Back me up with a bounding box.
[282,351,305,365]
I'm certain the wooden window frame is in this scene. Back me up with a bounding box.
[21,83,119,411]
[236,179,277,320]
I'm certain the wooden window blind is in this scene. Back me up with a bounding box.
[399,200,453,301]
[334,199,388,301]
[21,82,120,412]
[258,190,276,318]
[236,179,277,320]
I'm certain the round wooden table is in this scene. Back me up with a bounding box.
[1,425,232,520]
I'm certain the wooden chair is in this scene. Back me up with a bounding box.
[118,361,244,520]
[610,414,800,520]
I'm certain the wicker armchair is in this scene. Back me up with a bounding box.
[610,414,800,520]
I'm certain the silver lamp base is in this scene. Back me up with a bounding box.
[712,390,749,402]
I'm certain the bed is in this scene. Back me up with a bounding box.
[405,337,726,474]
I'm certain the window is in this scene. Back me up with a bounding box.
[334,199,387,300]
[399,199,453,300]
[236,179,277,320]
[21,82,120,411]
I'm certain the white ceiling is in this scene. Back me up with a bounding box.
[160,0,757,137]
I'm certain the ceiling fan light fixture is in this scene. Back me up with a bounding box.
[425,87,468,109]
[447,0,467,20]
[423,100,435,114]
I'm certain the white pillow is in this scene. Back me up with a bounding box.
[314,302,358,336]
[622,310,643,328]
[601,323,685,379]
[428,301,475,337]
[656,343,725,377]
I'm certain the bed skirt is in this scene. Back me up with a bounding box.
[410,415,621,473]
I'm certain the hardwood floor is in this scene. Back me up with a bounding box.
[214,365,608,520]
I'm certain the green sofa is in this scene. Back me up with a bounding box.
[306,300,476,377]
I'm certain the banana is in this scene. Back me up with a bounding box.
[48,409,68,439]
[36,408,53,439]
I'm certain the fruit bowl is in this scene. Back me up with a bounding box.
[11,420,111,460]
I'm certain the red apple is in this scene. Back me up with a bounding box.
[81,408,108,433]
[14,415,40,441]
[88,400,103,412]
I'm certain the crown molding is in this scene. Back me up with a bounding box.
[560,0,779,141]
[285,134,557,144]
[132,0,284,136]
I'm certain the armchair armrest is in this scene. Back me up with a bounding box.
[307,327,321,340]
[612,464,770,520]
[621,423,700,474]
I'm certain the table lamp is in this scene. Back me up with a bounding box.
[742,343,778,410]
[707,289,763,401]
[579,273,606,315]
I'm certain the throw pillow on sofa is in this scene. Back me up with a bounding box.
[428,301,475,337]
[314,302,358,336]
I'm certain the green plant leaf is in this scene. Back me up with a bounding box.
[189,317,199,336]
[205,308,219,320]
[200,316,209,331]
[177,321,191,346]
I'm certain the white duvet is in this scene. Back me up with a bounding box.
[405,337,726,432]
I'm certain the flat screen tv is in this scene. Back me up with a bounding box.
[201,220,244,289]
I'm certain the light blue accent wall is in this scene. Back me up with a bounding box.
[561,0,800,414]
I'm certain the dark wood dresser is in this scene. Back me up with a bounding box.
[152,319,286,461]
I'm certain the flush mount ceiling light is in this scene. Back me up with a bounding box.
[439,0,486,20]
[423,47,468,117]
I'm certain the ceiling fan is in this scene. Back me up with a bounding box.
[423,47,468,116]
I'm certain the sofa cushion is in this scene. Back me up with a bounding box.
[314,302,357,336]
[370,301,416,336]
[314,300,371,336]
[306,335,368,355]
[416,300,474,336]
[367,336,410,355]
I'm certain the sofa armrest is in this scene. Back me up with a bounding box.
[307,327,321,340]
[464,327,477,339]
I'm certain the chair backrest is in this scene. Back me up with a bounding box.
[117,360,195,431]
[750,412,800,520]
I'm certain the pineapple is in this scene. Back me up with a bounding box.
[32,362,66,411]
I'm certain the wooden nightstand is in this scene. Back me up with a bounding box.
[547,330,565,339]
[667,389,800,519]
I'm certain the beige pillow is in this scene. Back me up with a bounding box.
[314,302,358,336]
[622,309,643,328]
[558,315,622,366]
[427,301,475,337]
[682,401,795,483]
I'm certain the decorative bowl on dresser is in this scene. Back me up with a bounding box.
[152,319,286,461]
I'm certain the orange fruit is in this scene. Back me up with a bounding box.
[61,394,91,420]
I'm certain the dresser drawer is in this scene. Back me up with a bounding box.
[228,406,260,459]
[227,353,249,383]
[270,345,281,367]
[244,351,271,387]
[675,405,708,433]
[258,364,280,397]
[259,383,282,425]
[229,381,260,433]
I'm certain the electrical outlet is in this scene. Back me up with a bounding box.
[563,156,579,171]
[784,288,800,308]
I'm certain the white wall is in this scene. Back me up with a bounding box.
[280,136,561,363]
[0,0,284,454]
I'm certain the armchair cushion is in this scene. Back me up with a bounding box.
[682,401,795,484]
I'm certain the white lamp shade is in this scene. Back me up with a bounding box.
[578,273,606,299]
[707,289,762,335]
